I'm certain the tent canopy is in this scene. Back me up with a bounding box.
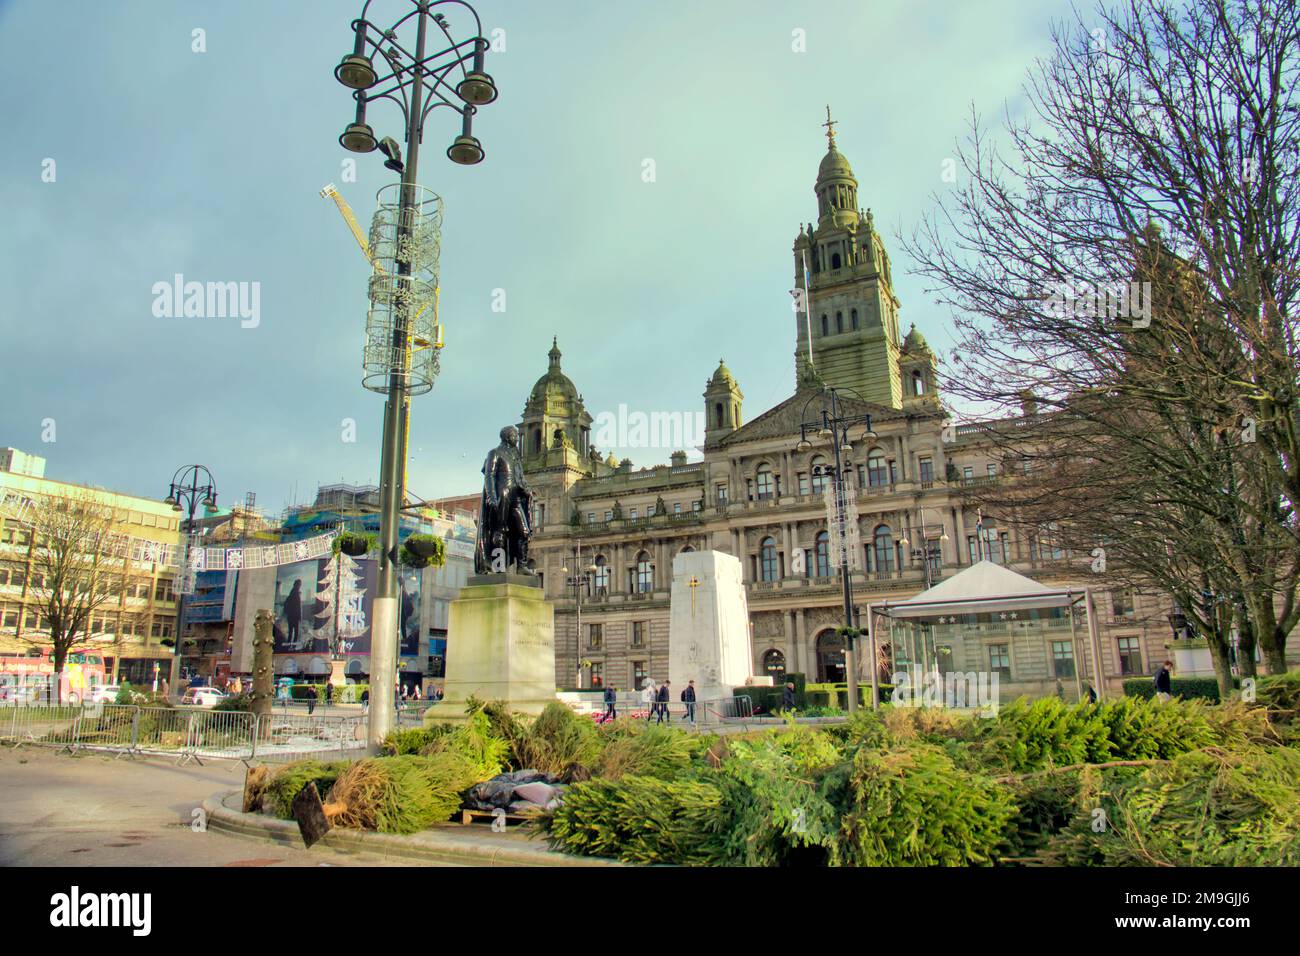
[874,560,1083,619]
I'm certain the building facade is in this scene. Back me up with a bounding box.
[0,451,181,685]
[520,127,1239,702]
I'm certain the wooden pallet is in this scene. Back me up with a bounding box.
[460,808,534,827]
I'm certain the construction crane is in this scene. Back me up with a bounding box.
[319,183,443,350]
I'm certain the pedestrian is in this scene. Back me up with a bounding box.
[360,688,370,714]
[306,684,318,715]
[1155,659,1174,702]
[602,684,617,723]
[681,679,696,725]
[641,678,657,720]
[655,680,671,724]
[782,681,796,711]
[325,680,334,709]
[1086,684,1098,704]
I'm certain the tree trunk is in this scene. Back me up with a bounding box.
[1205,630,1235,699]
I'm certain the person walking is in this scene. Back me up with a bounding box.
[782,681,796,712]
[602,684,617,723]
[1155,660,1174,702]
[681,679,697,726]
[360,688,370,714]
[655,680,671,724]
[641,678,657,720]
[325,680,334,709]
[306,684,318,715]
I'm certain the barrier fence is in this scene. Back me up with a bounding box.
[1,703,366,765]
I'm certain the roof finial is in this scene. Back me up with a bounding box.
[548,336,561,368]
[823,105,838,149]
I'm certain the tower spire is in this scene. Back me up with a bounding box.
[822,105,837,149]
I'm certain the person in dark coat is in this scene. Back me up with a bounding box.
[284,579,303,648]
[1155,660,1174,702]
[782,681,796,711]
[602,685,617,723]
[306,683,318,715]
[681,679,697,725]
[655,680,671,724]
[325,680,334,708]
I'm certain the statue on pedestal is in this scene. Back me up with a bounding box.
[474,425,536,575]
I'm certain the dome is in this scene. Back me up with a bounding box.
[904,323,929,351]
[528,337,580,405]
[708,359,736,388]
[817,146,855,182]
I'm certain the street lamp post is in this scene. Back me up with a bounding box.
[795,386,875,714]
[561,545,596,688]
[163,465,217,699]
[334,0,496,747]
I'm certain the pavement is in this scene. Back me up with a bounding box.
[0,746,431,866]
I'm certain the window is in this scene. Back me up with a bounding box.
[831,253,842,270]
[798,473,809,496]
[589,662,603,687]
[715,402,724,427]
[872,525,894,575]
[836,311,843,333]
[821,314,828,336]
[716,484,728,506]
[989,644,1011,679]
[692,499,701,512]
[810,456,829,494]
[763,649,786,683]
[755,466,775,500]
[593,556,609,594]
[867,449,889,487]
[587,512,595,524]
[759,537,779,582]
[963,466,974,480]
[632,621,647,647]
[918,457,934,483]
[1111,589,1135,618]
[673,502,681,514]
[604,510,613,522]
[588,623,603,649]
[851,308,859,330]
[629,508,637,520]
[810,531,831,578]
[1117,636,1143,675]
[1052,641,1076,678]
[632,660,648,688]
[635,552,653,593]
[536,503,545,528]
[987,463,998,477]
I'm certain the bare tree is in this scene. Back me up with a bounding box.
[22,491,124,703]
[906,0,1299,676]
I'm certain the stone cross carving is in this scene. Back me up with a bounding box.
[687,575,701,616]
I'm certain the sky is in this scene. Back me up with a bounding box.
[0,0,1078,515]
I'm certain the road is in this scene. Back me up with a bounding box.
[0,746,427,867]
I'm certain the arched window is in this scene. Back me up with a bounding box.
[873,525,894,575]
[835,311,843,333]
[820,314,829,336]
[531,428,542,454]
[763,649,786,683]
[867,449,889,487]
[593,555,609,594]
[851,308,859,330]
[912,371,925,395]
[810,455,829,494]
[813,530,831,578]
[815,630,846,682]
[755,465,775,500]
[635,551,653,593]
[759,537,779,582]
[831,252,842,269]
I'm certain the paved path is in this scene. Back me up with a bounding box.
[0,747,429,867]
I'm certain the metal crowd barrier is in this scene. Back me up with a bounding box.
[0,702,366,765]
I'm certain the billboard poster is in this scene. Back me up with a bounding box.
[272,559,329,654]
[399,565,422,658]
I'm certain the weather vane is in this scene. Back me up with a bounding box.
[823,105,837,148]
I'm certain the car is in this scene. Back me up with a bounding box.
[180,687,227,707]
[88,685,120,704]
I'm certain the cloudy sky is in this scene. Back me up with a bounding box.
[0,0,1076,513]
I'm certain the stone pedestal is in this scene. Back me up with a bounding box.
[425,575,556,723]
[669,550,753,704]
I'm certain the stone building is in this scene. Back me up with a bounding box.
[520,125,1249,702]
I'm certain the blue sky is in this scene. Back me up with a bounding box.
[0,0,1075,512]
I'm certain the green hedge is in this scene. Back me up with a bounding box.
[1123,677,1222,702]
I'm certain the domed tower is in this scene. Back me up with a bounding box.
[900,323,940,407]
[703,359,743,447]
[792,107,904,408]
[520,338,593,470]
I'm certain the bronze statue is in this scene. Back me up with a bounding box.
[475,425,536,575]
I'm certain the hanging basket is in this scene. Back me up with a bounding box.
[334,532,376,557]
[401,534,445,568]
